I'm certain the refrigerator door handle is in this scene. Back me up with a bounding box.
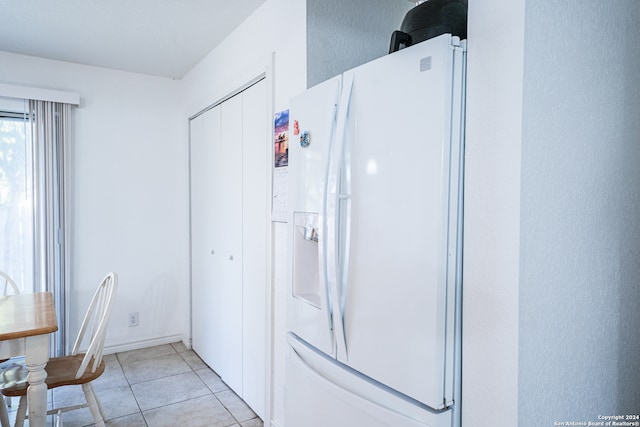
[287,333,444,427]
[327,72,354,360]
[322,92,340,354]
[319,96,342,343]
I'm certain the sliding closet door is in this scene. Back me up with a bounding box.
[190,78,267,419]
[241,79,268,417]
[191,112,216,362]
[213,94,244,393]
[191,99,243,393]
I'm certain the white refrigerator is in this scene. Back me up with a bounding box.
[285,33,466,427]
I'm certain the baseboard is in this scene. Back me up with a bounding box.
[103,335,186,355]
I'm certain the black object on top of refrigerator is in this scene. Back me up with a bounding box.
[389,0,467,53]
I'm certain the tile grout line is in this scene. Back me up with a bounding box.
[76,343,260,427]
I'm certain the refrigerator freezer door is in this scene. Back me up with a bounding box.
[285,333,453,427]
[335,34,464,410]
[287,75,342,358]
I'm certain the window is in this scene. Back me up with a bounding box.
[0,103,34,292]
[0,96,71,357]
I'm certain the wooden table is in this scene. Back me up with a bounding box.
[0,292,58,427]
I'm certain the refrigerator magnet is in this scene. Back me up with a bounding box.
[300,131,310,148]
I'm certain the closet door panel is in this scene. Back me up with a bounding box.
[212,94,244,394]
[241,79,268,419]
[191,112,217,364]
[202,105,231,378]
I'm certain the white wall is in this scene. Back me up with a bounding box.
[465,0,640,425]
[178,1,307,425]
[518,0,640,423]
[0,52,189,352]
[463,0,524,424]
[180,0,306,115]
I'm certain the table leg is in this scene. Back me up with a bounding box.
[25,335,49,427]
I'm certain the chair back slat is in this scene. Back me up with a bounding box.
[71,272,118,379]
[0,271,19,296]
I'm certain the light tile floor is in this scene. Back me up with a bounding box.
[4,342,263,427]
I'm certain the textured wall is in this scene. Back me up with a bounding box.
[465,0,640,425]
[518,0,640,423]
[306,0,412,88]
[463,0,525,425]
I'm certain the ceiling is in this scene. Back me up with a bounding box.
[0,0,267,79]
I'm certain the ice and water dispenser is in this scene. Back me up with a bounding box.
[292,211,322,309]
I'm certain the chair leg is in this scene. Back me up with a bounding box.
[55,409,63,427]
[14,396,27,427]
[82,383,106,427]
[0,395,10,427]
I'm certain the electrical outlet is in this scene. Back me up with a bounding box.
[128,312,139,327]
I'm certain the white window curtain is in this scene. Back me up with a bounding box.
[29,99,71,357]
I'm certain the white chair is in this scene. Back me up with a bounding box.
[0,271,19,296]
[0,270,20,427]
[1,272,118,427]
